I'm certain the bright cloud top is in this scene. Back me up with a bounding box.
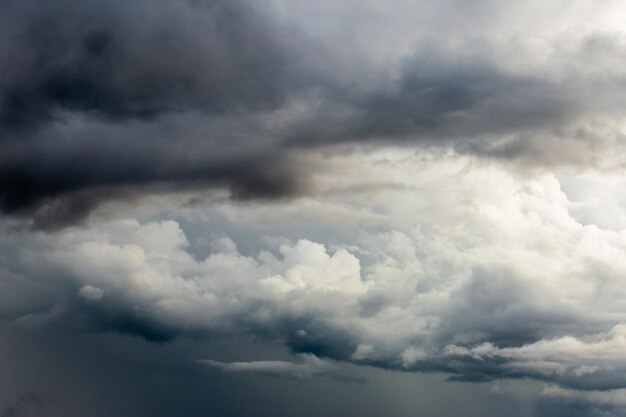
[3,150,626,400]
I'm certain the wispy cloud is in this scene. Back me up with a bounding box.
[198,354,364,383]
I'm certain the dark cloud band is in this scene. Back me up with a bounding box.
[1,0,626,229]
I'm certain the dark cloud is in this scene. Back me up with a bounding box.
[434,266,585,348]
[5,145,626,413]
[0,319,551,417]
[0,0,313,129]
[1,0,626,226]
[0,125,309,229]
[289,50,578,146]
[4,1,626,416]
[0,0,322,226]
[198,353,365,382]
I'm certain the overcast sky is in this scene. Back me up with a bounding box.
[3,0,626,416]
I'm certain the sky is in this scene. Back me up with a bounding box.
[3,0,626,416]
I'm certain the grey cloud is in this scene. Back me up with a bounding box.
[442,324,626,391]
[300,51,574,145]
[2,0,626,228]
[4,3,626,414]
[434,265,585,349]
[5,150,626,416]
[0,318,551,417]
[0,0,322,226]
[0,0,317,129]
[3,174,626,394]
[199,353,363,382]
[2,0,626,227]
[0,116,311,229]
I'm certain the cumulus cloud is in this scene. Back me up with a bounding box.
[4,150,626,402]
[444,324,626,389]
[4,1,626,414]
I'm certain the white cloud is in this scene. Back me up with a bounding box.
[77,285,104,302]
[4,149,626,400]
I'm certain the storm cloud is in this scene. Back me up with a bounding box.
[0,0,318,128]
[2,0,626,225]
[4,1,626,416]
[5,150,626,409]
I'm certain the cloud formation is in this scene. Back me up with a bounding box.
[0,0,315,128]
[199,353,362,382]
[2,0,626,225]
[445,324,626,390]
[4,150,626,407]
[4,1,626,415]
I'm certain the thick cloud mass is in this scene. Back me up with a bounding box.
[5,149,626,415]
[2,0,626,224]
[0,0,310,127]
[4,1,626,416]
[0,0,322,224]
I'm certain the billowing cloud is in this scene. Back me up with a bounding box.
[445,324,626,390]
[3,0,626,226]
[4,1,626,415]
[0,0,318,128]
[4,150,626,406]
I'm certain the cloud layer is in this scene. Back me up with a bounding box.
[4,150,626,412]
[4,1,626,415]
[3,0,626,226]
[199,353,362,382]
